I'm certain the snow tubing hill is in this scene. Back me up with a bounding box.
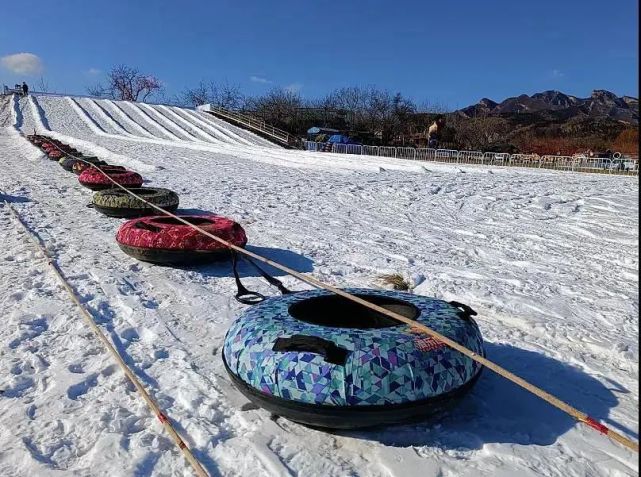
[92,187,179,218]
[223,288,485,429]
[79,167,143,190]
[116,214,247,264]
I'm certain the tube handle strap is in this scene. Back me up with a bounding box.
[449,301,477,320]
[273,335,349,365]
[134,221,162,233]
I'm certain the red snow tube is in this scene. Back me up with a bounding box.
[116,214,247,265]
[86,165,127,173]
[72,159,109,175]
[47,150,65,159]
[41,142,77,155]
[78,167,143,191]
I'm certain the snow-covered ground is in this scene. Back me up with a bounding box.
[0,94,638,476]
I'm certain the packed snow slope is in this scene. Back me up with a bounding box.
[0,94,638,476]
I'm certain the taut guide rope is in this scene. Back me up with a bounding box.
[34,133,640,455]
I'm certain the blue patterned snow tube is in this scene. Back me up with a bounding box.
[223,288,485,429]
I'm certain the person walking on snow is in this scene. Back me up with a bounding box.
[22,82,28,97]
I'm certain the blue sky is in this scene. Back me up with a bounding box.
[1,0,637,108]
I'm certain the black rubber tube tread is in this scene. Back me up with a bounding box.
[222,353,483,429]
[94,203,178,218]
[59,157,79,170]
[81,182,139,191]
[117,243,236,265]
[92,187,179,212]
[72,158,104,168]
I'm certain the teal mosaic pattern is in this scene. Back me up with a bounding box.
[223,289,484,407]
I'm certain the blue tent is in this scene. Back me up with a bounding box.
[328,134,359,145]
[307,126,339,135]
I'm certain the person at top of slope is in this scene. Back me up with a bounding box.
[427,115,445,148]
[21,82,28,97]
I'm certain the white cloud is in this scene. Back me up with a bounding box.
[250,75,271,84]
[550,69,564,79]
[86,67,101,75]
[284,82,302,94]
[1,52,43,75]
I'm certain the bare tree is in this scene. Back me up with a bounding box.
[329,86,370,115]
[249,87,303,126]
[450,116,511,150]
[182,81,209,107]
[88,65,162,102]
[417,99,450,114]
[37,76,49,93]
[182,80,245,109]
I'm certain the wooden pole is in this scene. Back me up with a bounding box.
[1,193,210,477]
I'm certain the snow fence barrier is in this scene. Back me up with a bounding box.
[302,141,639,175]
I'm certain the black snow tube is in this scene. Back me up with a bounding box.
[91,187,180,218]
[59,156,81,171]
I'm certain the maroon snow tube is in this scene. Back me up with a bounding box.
[41,142,78,155]
[78,167,143,191]
[72,159,109,175]
[47,150,65,159]
[116,214,248,265]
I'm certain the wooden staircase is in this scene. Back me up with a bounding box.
[197,105,301,148]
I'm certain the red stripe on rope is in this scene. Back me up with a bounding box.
[585,417,610,435]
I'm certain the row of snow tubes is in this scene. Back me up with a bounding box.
[26,135,246,264]
[26,134,485,429]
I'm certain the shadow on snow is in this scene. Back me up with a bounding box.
[165,244,314,279]
[338,342,633,448]
[0,194,30,203]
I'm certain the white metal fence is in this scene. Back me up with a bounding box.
[302,141,639,176]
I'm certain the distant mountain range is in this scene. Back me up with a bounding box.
[459,90,639,125]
